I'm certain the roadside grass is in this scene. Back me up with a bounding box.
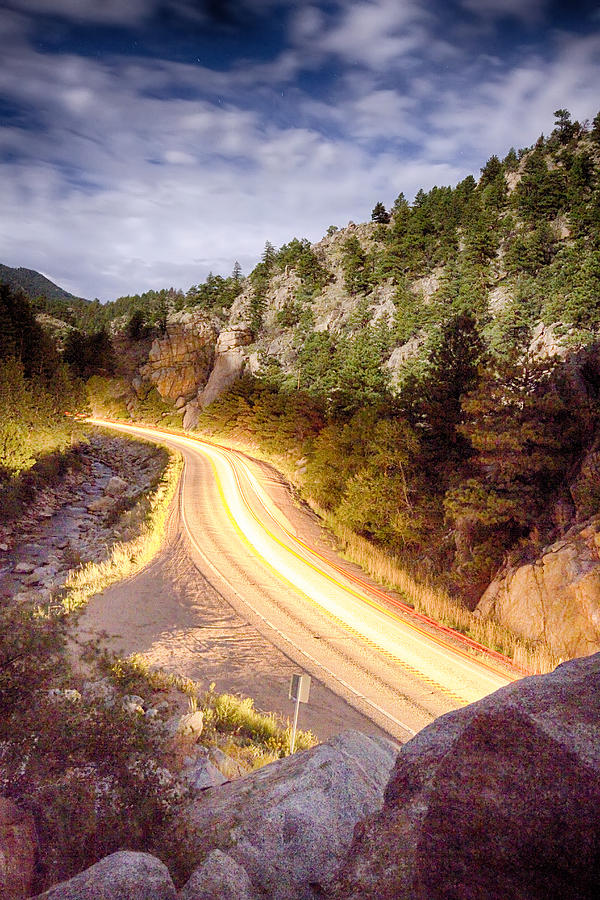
[324,515,561,675]
[103,652,316,762]
[60,447,183,613]
[202,686,316,760]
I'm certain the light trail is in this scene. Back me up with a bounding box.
[88,418,516,723]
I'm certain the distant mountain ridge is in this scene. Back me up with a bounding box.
[0,263,86,303]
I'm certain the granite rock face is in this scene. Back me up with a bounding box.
[196,326,252,410]
[175,730,397,900]
[476,516,600,659]
[139,311,217,403]
[328,653,600,900]
[32,851,176,900]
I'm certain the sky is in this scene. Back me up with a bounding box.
[0,0,599,301]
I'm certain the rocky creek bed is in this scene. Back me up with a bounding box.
[0,434,168,609]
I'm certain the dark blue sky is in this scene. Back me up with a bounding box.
[0,0,598,299]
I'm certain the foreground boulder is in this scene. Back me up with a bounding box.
[175,730,397,900]
[179,850,256,900]
[328,653,600,899]
[33,851,176,900]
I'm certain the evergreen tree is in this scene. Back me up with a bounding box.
[479,155,502,186]
[502,147,519,171]
[341,235,369,295]
[371,202,390,224]
[552,108,576,145]
[445,357,578,596]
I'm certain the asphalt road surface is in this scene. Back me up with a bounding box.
[88,418,520,742]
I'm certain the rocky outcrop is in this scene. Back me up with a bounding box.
[476,515,600,658]
[0,798,36,900]
[32,851,177,900]
[328,653,600,900]
[174,730,397,900]
[197,327,252,407]
[139,311,218,403]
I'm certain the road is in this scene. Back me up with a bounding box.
[88,418,519,742]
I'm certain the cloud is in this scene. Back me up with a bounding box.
[0,1,599,301]
[291,0,434,71]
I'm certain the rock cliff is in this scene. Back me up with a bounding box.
[476,515,600,659]
[138,310,218,405]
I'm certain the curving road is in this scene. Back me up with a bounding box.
[88,418,520,741]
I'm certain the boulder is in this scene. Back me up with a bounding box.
[197,346,247,408]
[183,400,200,431]
[176,710,204,739]
[0,797,36,900]
[32,851,176,900]
[179,850,257,900]
[328,653,600,899]
[172,730,397,900]
[476,516,600,658]
[216,327,253,353]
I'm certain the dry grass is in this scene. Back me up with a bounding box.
[104,653,316,760]
[324,515,561,675]
[61,450,183,612]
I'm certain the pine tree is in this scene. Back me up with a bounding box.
[371,202,390,224]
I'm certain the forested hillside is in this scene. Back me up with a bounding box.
[0,285,88,512]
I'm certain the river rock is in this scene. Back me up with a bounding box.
[179,850,257,900]
[174,730,397,900]
[328,653,600,900]
[88,496,117,514]
[105,475,128,497]
[32,851,176,900]
[476,515,600,658]
[0,797,37,900]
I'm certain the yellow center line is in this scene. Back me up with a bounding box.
[204,447,469,706]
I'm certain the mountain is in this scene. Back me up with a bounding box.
[0,263,85,303]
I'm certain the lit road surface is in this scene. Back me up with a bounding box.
[88,418,518,741]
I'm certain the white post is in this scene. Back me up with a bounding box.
[290,692,301,754]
